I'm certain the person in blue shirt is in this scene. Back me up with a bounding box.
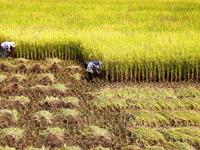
[0,41,16,58]
[85,60,103,82]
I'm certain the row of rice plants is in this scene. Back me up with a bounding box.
[1,36,200,82]
[15,41,84,61]
[104,58,200,82]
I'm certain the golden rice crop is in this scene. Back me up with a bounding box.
[1,0,200,81]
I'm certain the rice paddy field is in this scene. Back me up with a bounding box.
[1,1,200,149]
[1,0,200,81]
[0,58,198,149]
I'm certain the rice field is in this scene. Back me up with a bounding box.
[1,0,200,81]
[0,58,199,149]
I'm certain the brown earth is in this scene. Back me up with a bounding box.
[0,59,112,150]
[0,59,199,150]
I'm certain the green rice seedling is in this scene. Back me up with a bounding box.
[0,146,16,150]
[128,127,165,146]
[9,96,30,104]
[58,145,82,150]
[34,110,53,124]
[0,127,24,141]
[59,109,79,118]
[25,146,49,150]
[130,111,169,127]
[91,146,110,150]
[62,97,80,107]
[159,127,200,145]
[41,127,65,138]
[0,74,7,83]
[81,125,111,140]
[164,142,196,150]
[51,83,67,92]
[0,109,19,121]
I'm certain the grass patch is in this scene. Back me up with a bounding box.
[0,127,24,141]
[81,125,111,140]
[9,96,30,104]
[62,97,80,107]
[0,109,19,121]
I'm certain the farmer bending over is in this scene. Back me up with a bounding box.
[85,60,103,82]
[0,41,16,58]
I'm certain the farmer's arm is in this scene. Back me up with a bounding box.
[93,64,100,74]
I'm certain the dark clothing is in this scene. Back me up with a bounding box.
[0,47,9,58]
[86,72,93,82]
